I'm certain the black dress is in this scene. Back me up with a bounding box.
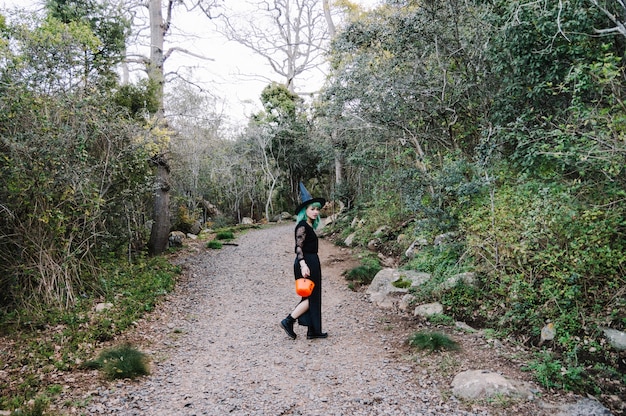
[293,220,323,335]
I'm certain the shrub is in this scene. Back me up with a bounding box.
[83,344,149,380]
[344,256,381,286]
[215,230,234,240]
[409,331,460,352]
[206,240,222,249]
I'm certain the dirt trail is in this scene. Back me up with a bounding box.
[63,223,570,415]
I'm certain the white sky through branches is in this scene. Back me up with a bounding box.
[1,0,379,127]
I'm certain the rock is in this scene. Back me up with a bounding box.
[241,217,254,225]
[272,212,292,222]
[439,272,476,291]
[350,217,364,228]
[366,268,431,309]
[405,238,428,259]
[190,220,202,235]
[601,327,626,351]
[455,321,478,333]
[555,398,613,416]
[413,302,443,317]
[600,328,626,351]
[344,232,356,247]
[377,252,396,268]
[373,226,389,237]
[186,233,198,240]
[168,231,186,247]
[398,294,416,312]
[95,302,113,313]
[451,369,532,400]
[434,231,457,246]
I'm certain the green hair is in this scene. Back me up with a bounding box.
[297,202,322,229]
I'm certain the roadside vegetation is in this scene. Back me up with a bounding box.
[1,0,625,415]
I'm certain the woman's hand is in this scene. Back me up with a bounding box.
[300,261,310,278]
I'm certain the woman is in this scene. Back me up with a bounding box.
[280,183,327,340]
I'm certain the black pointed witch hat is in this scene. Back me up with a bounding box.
[295,182,326,214]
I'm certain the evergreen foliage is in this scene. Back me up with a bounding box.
[409,331,460,353]
[84,344,150,380]
[1,0,625,410]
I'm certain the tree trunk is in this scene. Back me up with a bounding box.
[148,155,171,255]
[147,0,171,255]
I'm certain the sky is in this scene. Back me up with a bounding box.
[0,0,380,127]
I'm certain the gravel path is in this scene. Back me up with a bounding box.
[78,224,529,415]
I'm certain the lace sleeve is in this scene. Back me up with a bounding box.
[295,223,306,262]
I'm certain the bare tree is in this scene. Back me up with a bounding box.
[217,0,329,93]
[121,0,220,254]
[587,0,626,37]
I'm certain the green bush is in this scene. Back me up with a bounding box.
[84,344,149,380]
[408,331,460,353]
[344,256,381,286]
[206,240,223,249]
[215,230,234,240]
[0,256,179,411]
[462,176,625,395]
[523,351,592,393]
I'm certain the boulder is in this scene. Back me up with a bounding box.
[398,294,416,312]
[439,272,476,291]
[555,398,613,416]
[241,217,254,225]
[344,232,356,247]
[95,302,113,313]
[451,370,533,400]
[366,268,431,309]
[272,212,292,222]
[190,220,202,235]
[405,237,428,259]
[434,231,458,246]
[413,302,443,317]
[168,231,186,247]
[601,327,626,351]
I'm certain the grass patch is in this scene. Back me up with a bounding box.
[409,331,460,353]
[344,256,381,286]
[0,256,180,412]
[83,343,149,380]
[392,276,412,289]
[427,313,456,326]
[206,240,223,249]
[215,230,234,240]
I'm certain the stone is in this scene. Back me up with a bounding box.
[439,272,476,291]
[241,217,254,225]
[455,321,478,333]
[95,302,113,313]
[601,327,626,350]
[168,231,186,247]
[434,231,457,246]
[413,302,443,317]
[555,398,613,416]
[366,268,431,309]
[190,220,202,235]
[405,238,428,259]
[398,294,416,312]
[344,232,356,247]
[373,226,389,237]
[451,369,531,400]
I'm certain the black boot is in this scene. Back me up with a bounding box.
[280,315,297,339]
[307,328,328,340]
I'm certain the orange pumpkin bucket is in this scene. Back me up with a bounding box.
[295,278,315,297]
